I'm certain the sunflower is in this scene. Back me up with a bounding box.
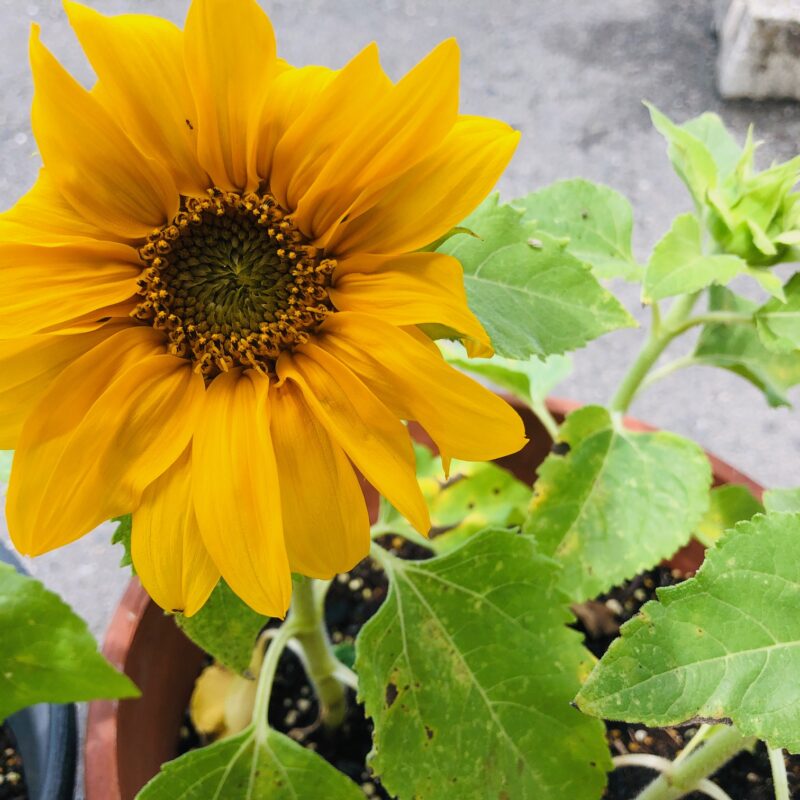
[1,0,525,617]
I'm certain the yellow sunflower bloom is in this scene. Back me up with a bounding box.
[1,0,526,618]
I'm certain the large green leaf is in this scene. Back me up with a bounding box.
[357,528,610,800]
[643,213,782,302]
[177,580,267,675]
[524,406,711,602]
[137,724,363,800]
[518,178,641,281]
[693,287,800,407]
[0,563,138,720]
[576,512,800,753]
[695,484,763,547]
[437,195,635,359]
[680,112,742,178]
[755,273,800,353]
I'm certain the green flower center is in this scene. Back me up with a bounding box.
[134,189,335,377]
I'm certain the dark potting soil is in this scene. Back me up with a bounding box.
[181,545,798,799]
[0,725,26,800]
[572,565,800,800]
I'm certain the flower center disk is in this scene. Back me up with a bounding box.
[134,189,335,377]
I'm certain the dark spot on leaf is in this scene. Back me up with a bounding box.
[581,209,589,219]
[185,118,194,130]
[424,725,434,740]
[492,486,501,495]
[551,441,571,456]
[385,682,398,708]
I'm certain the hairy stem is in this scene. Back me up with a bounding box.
[531,399,561,441]
[610,293,700,413]
[635,725,755,800]
[768,747,790,800]
[289,575,349,730]
[253,623,298,742]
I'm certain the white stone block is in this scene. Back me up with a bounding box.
[717,0,800,100]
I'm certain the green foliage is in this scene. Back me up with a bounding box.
[695,484,764,547]
[518,178,641,280]
[649,104,800,265]
[176,579,267,675]
[0,563,138,720]
[111,514,133,570]
[357,529,610,800]
[136,724,363,800]
[763,488,800,514]
[436,195,635,359]
[524,406,711,602]
[576,513,800,753]
[755,273,800,352]
[643,213,782,303]
[693,287,800,407]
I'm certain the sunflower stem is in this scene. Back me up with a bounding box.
[253,623,298,743]
[289,575,348,730]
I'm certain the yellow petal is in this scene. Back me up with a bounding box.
[317,312,527,468]
[0,321,130,449]
[39,299,138,336]
[330,252,492,357]
[0,170,118,244]
[247,65,336,189]
[277,345,429,535]
[294,39,460,240]
[270,44,391,213]
[7,329,203,555]
[192,370,291,617]
[65,2,209,197]
[29,26,178,238]
[132,445,219,617]
[327,115,520,256]
[184,0,278,191]
[0,241,140,338]
[270,379,369,579]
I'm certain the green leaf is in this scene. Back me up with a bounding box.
[177,580,267,675]
[517,179,641,281]
[680,112,742,179]
[437,195,635,359]
[357,529,610,800]
[576,512,800,753]
[524,406,711,602]
[136,724,363,800]
[643,213,781,303]
[695,484,764,547]
[763,488,800,514]
[442,345,572,409]
[647,103,719,207]
[111,514,133,570]
[0,563,138,720]
[693,287,800,407]
[756,273,800,353]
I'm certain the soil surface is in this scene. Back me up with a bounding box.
[182,545,800,799]
[0,725,26,800]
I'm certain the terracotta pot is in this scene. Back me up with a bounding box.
[84,397,764,800]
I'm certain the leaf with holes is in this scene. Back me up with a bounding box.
[437,195,635,359]
[576,512,800,753]
[518,179,641,281]
[523,406,711,602]
[136,723,363,800]
[177,580,267,675]
[0,563,138,720]
[356,528,610,800]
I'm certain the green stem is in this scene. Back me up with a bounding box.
[635,725,755,800]
[253,623,298,742]
[289,575,348,730]
[531,399,560,441]
[610,293,700,413]
[768,747,790,800]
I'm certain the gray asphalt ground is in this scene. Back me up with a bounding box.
[2,0,800,795]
